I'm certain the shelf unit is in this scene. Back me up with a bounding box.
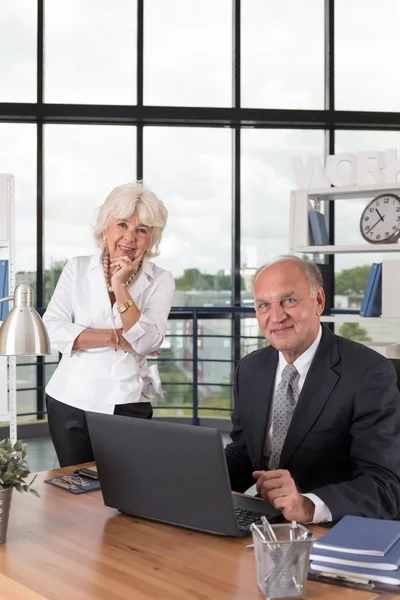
[0,174,16,442]
[295,244,400,254]
[321,315,400,324]
[290,182,400,253]
[289,182,400,327]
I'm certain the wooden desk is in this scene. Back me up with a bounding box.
[0,465,396,600]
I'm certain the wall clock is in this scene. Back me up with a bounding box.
[359,193,400,244]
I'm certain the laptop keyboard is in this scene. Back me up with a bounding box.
[234,507,263,533]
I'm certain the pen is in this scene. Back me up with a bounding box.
[289,520,297,541]
[261,516,278,542]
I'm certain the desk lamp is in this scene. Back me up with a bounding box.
[0,284,50,355]
[0,284,50,443]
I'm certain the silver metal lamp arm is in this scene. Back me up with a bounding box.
[0,296,13,303]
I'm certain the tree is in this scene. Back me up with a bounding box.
[175,268,241,291]
[335,265,371,296]
[155,348,193,406]
[338,322,371,342]
[44,260,67,305]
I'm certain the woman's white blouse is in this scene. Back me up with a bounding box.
[43,249,175,414]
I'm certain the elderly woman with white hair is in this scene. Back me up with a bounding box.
[43,182,175,467]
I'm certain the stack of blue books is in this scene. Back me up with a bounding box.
[359,263,382,317]
[310,515,400,585]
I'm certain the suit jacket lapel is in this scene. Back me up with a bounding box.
[252,349,279,469]
[279,326,340,468]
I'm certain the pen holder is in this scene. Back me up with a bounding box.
[251,522,315,600]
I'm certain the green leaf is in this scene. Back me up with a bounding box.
[0,438,37,495]
[14,440,23,452]
[29,488,40,498]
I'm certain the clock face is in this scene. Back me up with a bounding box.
[360,193,400,244]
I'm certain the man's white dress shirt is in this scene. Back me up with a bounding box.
[43,248,175,414]
[264,326,333,523]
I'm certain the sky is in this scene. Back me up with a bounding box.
[1,0,400,278]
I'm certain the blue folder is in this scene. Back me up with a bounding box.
[0,260,8,320]
[359,263,382,317]
[308,210,329,245]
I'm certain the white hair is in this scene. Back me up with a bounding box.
[93,181,168,258]
[253,255,323,296]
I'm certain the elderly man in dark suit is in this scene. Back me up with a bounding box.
[225,256,400,524]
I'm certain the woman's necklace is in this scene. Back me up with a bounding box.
[102,252,135,293]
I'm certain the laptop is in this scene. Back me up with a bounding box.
[86,412,281,537]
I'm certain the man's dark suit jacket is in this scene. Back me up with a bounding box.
[225,325,400,522]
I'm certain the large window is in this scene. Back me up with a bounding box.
[2,2,400,426]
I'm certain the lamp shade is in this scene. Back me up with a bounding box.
[0,284,51,356]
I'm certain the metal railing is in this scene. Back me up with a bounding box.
[15,306,263,425]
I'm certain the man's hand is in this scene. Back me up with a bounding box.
[253,469,315,523]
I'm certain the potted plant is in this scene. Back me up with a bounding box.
[0,438,39,544]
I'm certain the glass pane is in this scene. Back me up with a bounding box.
[153,385,193,415]
[45,360,59,385]
[241,316,266,357]
[16,357,37,423]
[16,364,37,390]
[198,319,232,386]
[144,0,232,107]
[16,391,38,424]
[242,0,324,109]
[334,131,400,344]
[198,385,233,416]
[144,127,232,306]
[0,0,37,102]
[336,0,400,111]
[0,123,37,287]
[0,124,37,419]
[45,0,137,104]
[44,124,136,303]
[241,129,325,303]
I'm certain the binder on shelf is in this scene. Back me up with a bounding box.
[308,210,329,245]
[382,259,400,318]
[0,260,8,321]
[359,263,382,317]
